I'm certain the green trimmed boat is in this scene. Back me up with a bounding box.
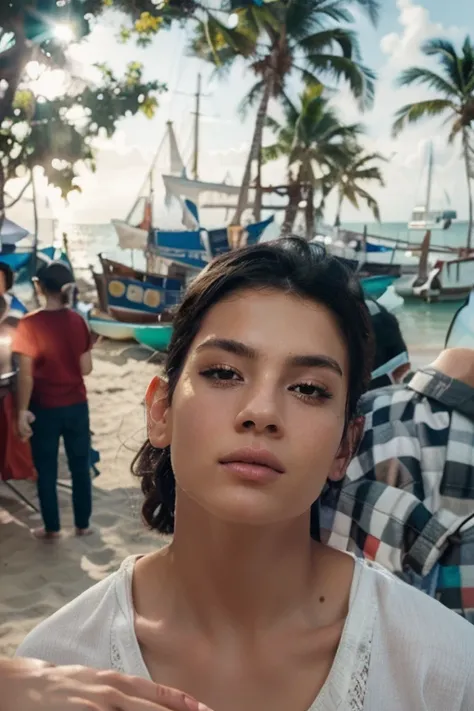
[133,323,173,351]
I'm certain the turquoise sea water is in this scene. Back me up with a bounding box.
[34,220,467,355]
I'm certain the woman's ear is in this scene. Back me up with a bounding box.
[328,416,365,483]
[146,376,171,448]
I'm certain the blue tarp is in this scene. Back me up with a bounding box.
[366,241,393,253]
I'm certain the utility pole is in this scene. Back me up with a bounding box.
[192,74,201,181]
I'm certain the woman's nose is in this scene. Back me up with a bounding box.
[234,386,284,436]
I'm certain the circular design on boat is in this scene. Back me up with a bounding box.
[144,289,161,308]
[127,284,144,304]
[108,280,126,298]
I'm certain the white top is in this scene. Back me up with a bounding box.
[17,555,474,710]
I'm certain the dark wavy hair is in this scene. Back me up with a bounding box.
[132,237,374,535]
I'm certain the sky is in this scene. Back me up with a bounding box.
[8,0,474,228]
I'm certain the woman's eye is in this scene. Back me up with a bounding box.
[290,383,332,401]
[200,367,241,382]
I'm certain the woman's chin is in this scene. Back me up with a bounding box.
[191,488,296,527]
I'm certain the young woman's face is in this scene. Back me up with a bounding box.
[151,288,352,527]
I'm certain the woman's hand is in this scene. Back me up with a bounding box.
[0,657,211,711]
[17,409,35,441]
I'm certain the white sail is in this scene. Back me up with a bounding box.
[166,121,186,178]
[163,174,244,209]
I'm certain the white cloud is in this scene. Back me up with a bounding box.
[326,0,470,224]
[380,0,464,67]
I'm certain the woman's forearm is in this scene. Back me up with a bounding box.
[17,371,33,412]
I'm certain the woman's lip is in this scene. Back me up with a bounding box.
[220,461,283,483]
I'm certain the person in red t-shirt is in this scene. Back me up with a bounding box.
[13,262,93,540]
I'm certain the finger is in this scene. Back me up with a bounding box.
[118,694,209,711]
[93,673,210,711]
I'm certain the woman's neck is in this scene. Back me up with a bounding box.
[157,493,322,637]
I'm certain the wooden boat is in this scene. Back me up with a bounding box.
[445,290,474,348]
[92,254,183,324]
[88,313,136,341]
[133,323,173,351]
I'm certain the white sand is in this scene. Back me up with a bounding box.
[0,339,168,657]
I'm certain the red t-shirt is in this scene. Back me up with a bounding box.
[13,309,91,408]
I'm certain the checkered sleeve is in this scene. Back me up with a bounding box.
[321,386,471,579]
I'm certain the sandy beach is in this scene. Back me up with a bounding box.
[0,338,169,658]
[0,334,441,659]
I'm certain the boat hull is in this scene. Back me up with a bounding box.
[92,268,182,324]
[395,257,474,303]
[89,315,136,341]
[361,275,398,299]
[133,324,173,351]
[108,307,161,324]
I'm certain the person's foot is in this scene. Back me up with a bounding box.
[75,527,93,537]
[31,527,61,541]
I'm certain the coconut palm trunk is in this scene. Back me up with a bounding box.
[334,189,344,227]
[0,163,5,234]
[281,179,301,236]
[304,184,315,241]
[232,75,273,227]
[462,127,473,251]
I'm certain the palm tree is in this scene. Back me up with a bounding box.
[262,86,364,238]
[330,146,385,227]
[190,0,379,225]
[392,36,474,250]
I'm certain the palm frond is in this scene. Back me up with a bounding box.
[238,79,265,117]
[447,116,464,143]
[396,66,460,98]
[461,36,474,88]
[353,185,381,220]
[265,115,283,133]
[261,143,287,164]
[352,0,380,27]
[299,28,359,61]
[392,99,455,136]
[306,54,376,109]
[421,37,463,90]
[284,0,354,41]
[293,65,325,90]
[279,92,301,128]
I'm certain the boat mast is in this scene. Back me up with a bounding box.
[425,141,434,218]
[192,73,202,181]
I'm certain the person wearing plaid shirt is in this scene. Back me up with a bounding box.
[320,347,474,624]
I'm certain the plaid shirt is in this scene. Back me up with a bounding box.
[320,367,474,623]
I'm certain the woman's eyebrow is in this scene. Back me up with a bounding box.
[195,338,343,376]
